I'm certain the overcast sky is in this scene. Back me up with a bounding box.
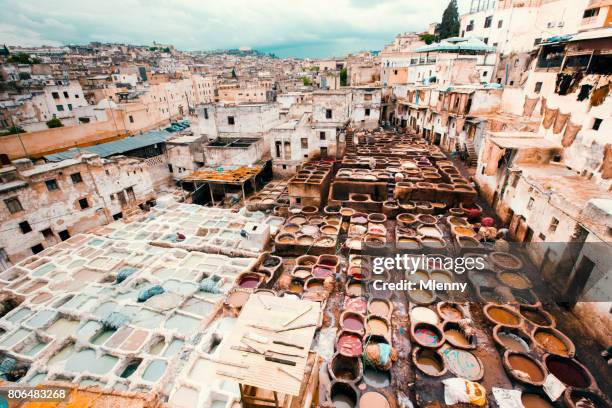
[0,0,468,58]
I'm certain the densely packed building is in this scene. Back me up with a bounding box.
[0,1,610,406]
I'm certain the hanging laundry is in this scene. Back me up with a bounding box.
[590,83,610,107]
[553,111,570,134]
[600,144,612,180]
[555,73,572,95]
[522,95,539,117]
[577,84,593,101]
[540,96,547,115]
[542,107,559,129]
[562,122,582,147]
[567,72,584,94]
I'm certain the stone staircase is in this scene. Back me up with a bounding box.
[465,140,478,167]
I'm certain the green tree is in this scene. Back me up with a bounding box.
[0,126,25,136]
[7,52,41,65]
[340,68,348,86]
[419,33,437,45]
[439,0,459,40]
[46,117,63,128]
[300,76,312,86]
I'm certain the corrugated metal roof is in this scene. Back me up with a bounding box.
[44,130,171,162]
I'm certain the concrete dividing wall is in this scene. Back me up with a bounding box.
[0,109,179,160]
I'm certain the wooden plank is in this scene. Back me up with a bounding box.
[214,294,320,396]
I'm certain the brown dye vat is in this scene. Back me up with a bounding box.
[413,347,447,376]
[506,352,546,384]
[368,213,387,223]
[305,277,325,292]
[484,304,521,327]
[409,289,435,305]
[337,331,363,357]
[296,255,318,266]
[366,316,389,337]
[276,233,295,244]
[457,236,481,249]
[521,394,555,408]
[544,355,593,389]
[325,217,341,226]
[437,302,464,321]
[499,272,531,290]
[320,224,339,235]
[417,214,437,225]
[308,216,324,225]
[520,306,554,327]
[288,279,304,294]
[350,194,370,202]
[443,321,475,349]
[490,252,523,271]
[296,235,314,245]
[449,208,465,216]
[346,281,364,297]
[328,352,363,382]
[533,328,573,357]
[397,213,417,226]
[368,299,391,318]
[447,216,469,227]
[359,392,390,408]
[452,226,477,238]
[512,288,540,307]
[324,205,341,215]
[430,270,453,284]
[288,215,307,225]
[340,207,355,217]
[330,381,359,408]
[341,312,365,333]
[494,326,531,352]
[408,270,430,283]
[564,388,610,408]
[301,205,318,215]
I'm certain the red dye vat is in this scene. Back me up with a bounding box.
[337,333,363,356]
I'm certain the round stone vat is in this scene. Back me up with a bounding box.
[411,322,444,348]
[328,352,363,383]
[484,304,522,328]
[412,347,447,377]
[503,351,547,386]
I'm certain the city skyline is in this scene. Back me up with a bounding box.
[0,0,468,58]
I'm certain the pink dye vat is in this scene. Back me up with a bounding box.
[415,328,441,346]
[344,297,367,314]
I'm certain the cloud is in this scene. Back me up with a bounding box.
[0,0,469,57]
